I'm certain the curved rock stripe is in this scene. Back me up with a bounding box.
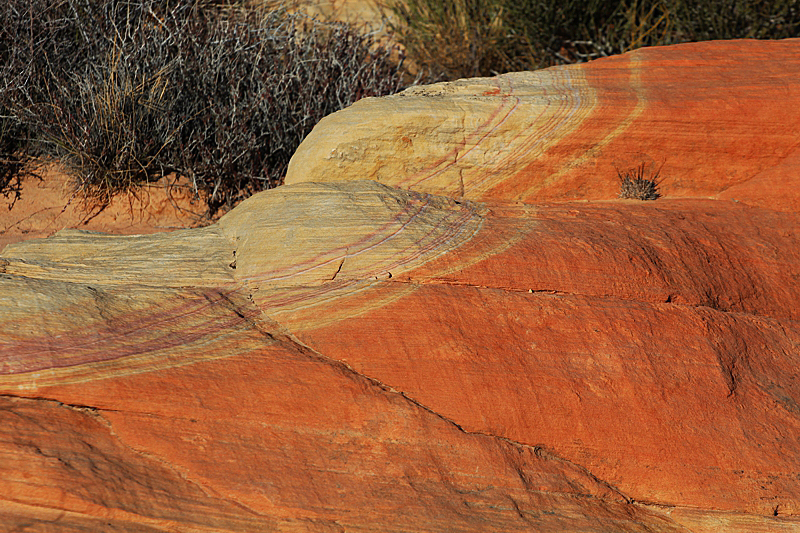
[288,199,800,514]
[250,198,800,333]
[0,283,268,388]
[285,39,800,211]
[218,181,535,330]
[287,67,602,199]
[219,182,486,287]
[0,182,514,384]
[4,183,798,388]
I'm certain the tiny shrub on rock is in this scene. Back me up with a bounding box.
[0,0,409,214]
[617,162,662,201]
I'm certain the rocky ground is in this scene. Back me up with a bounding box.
[1,39,799,532]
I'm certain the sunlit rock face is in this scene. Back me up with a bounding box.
[3,40,800,533]
[287,39,800,213]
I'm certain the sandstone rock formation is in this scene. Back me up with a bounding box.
[3,40,800,532]
[286,39,800,213]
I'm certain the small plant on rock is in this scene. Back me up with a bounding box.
[617,162,662,200]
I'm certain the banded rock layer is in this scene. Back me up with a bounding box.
[2,40,800,533]
[287,39,800,212]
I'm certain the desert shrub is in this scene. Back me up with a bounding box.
[171,8,409,213]
[0,0,69,208]
[385,0,800,79]
[667,0,800,41]
[0,0,410,214]
[382,0,528,81]
[617,162,662,200]
[0,113,33,209]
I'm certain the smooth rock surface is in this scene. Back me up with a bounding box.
[286,39,800,212]
[2,181,695,532]
[2,179,799,532]
[3,41,800,533]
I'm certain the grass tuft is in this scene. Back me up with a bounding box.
[617,162,662,201]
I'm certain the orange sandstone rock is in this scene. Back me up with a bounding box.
[286,39,800,212]
[1,182,696,532]
[3,41,800,533]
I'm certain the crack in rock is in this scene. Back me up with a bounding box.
[384,276,786,321]
[0,393,111,415]
[261,320,638,506]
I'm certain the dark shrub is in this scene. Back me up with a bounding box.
[0,0,410,214]
[386,0,800,79]
[0,113,35,209]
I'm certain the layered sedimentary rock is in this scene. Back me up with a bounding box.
[0,182,687,532]
[2,180,799,532]
[3,40,800,532]
[286,39,800,213]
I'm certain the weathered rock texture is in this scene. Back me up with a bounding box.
[2,40,800,533]
[286,39,800,213]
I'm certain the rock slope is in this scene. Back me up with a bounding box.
[286,39,800,213]
[2,40,800,532]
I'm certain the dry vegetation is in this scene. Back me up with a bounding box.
[0,0,409,215]
[617,162,663,201]
[383,0,800,80]
[1,0,798,212]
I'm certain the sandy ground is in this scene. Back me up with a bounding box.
[0,165,214,251]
